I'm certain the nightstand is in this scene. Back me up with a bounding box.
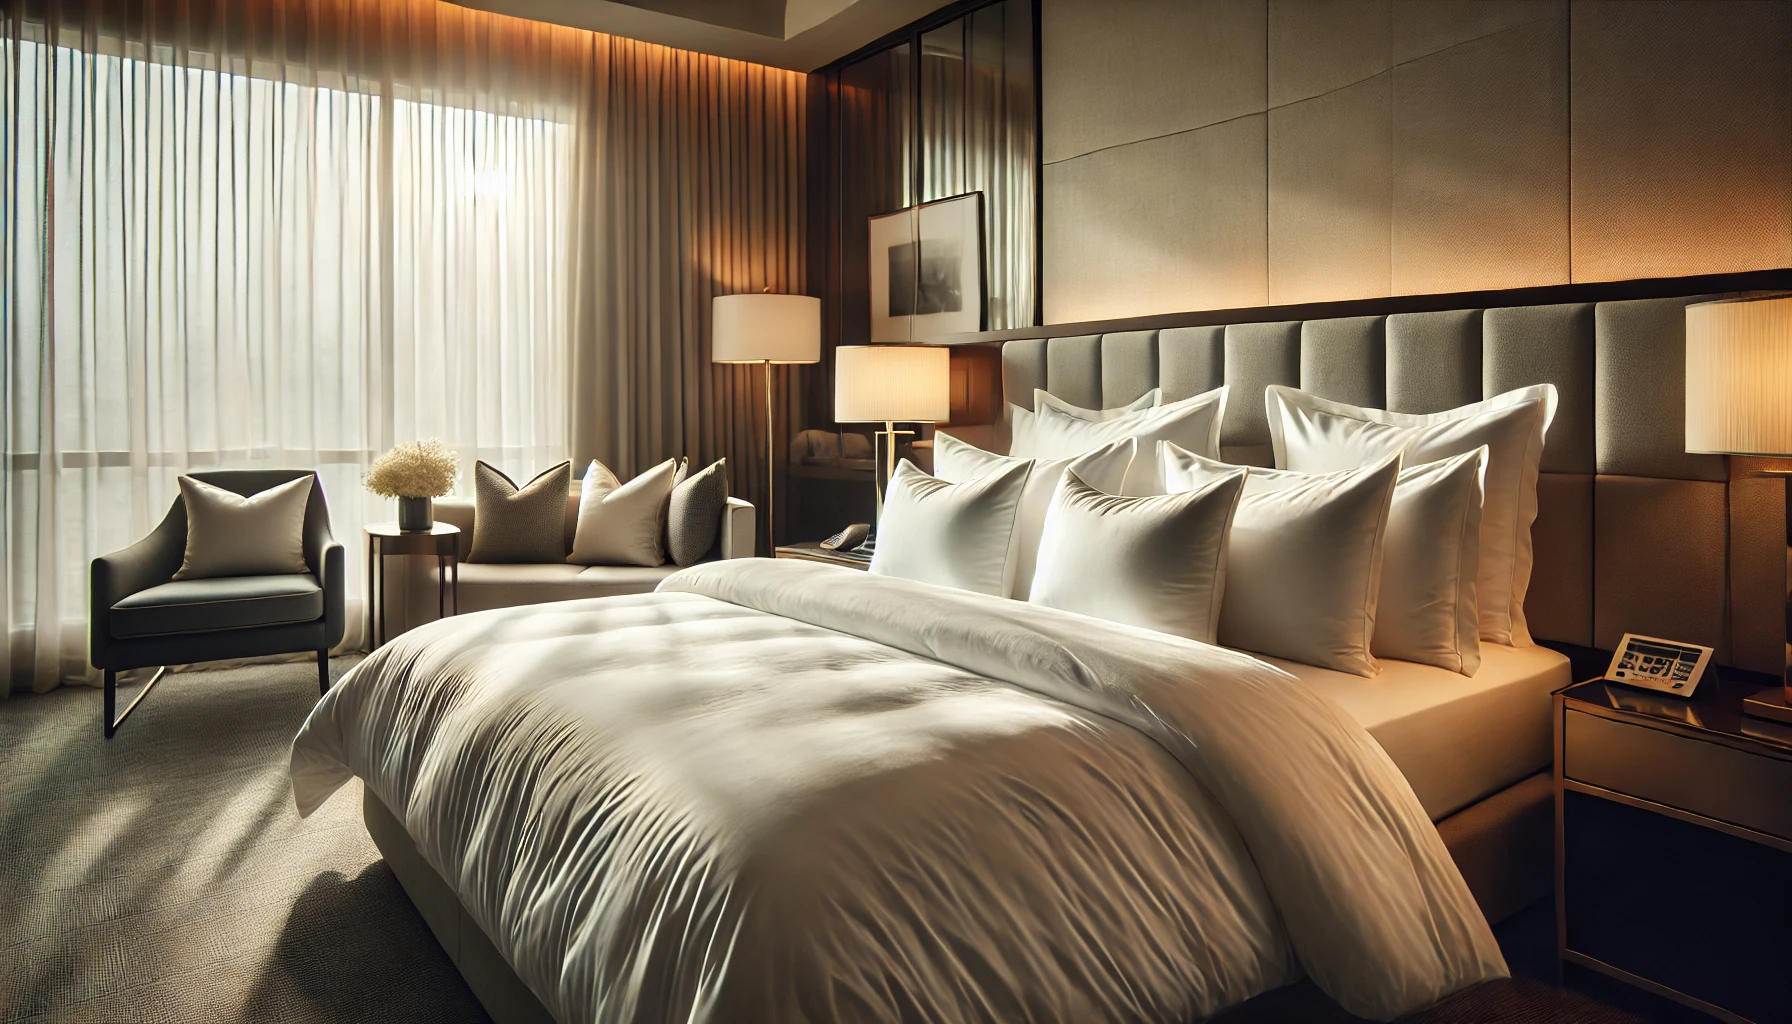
[1555,676,1792,1022]
[774,542,870,570]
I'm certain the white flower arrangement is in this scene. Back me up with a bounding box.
[364,439,459,499]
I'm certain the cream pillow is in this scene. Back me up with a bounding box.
[933,431,1136,600]
[1030,467,1246,644]
[870,459,1031,596]
[1029,385,1228,495]
[1266,384,1555,647]
[1170,451,1402,676]
[568,458,677,567]
[1164,443,1486,675]
[173,474,313,580]
[1010,388,1160,457]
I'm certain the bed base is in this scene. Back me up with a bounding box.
[362,770,1553,1024]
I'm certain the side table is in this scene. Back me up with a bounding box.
[365,522,460,648]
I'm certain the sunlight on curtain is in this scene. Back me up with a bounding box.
[2,33,570,692]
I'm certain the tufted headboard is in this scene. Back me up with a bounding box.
[999,297,1785,674]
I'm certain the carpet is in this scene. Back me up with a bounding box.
[0,660,1683,1023]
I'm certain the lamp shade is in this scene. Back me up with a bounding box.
[712,293,821,364]
[835,345,950,423]
[1686,296,1792,456]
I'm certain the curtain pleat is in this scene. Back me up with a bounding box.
[2,0,806,694]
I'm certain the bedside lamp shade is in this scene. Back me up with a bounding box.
[1686,295,1792,457]
[712,294,821,364]
[834,345,950,423]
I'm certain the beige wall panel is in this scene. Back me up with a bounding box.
[1268,74,1392,304]
[1269,0,1389,107]
[1593,476,1727,658]
[1043,116,1269,323]
[1569,1,1792,282]
[1391,12,1569,294]
[1041,0,1267,163]
[1728,462,1787,676]
[1527,473,1592,647]
[1391,0,1560,64]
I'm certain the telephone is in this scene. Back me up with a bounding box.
[820,523,871,552]
[1604,633,1713,698]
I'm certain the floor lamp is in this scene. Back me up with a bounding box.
[833,345,951,545]
[712,294,821,554]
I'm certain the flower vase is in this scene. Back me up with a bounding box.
[397,496,434,532]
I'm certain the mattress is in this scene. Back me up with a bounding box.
[1258,643,1571,821]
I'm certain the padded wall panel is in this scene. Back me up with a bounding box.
[1390,11,1569,294]
[1593,475,1727,657]
[1043,117,1269,323]
[1728,464,1786,676]
[1158,326,1227,400]
[1044,334,1103,409]
[1101,331,1159,407]
[1223,322,1302,449]
[1483,303,1595,474]
[1593,297,1725,481]
[1041,0,1266,163]
[1526,473,1593,646]
[1267,74,1393,304]
[1269,0,1390,107]
[1001,338,1048,411]
[1386,309,1482,413]
[1392,0,1561,64]
[1569,1,1792,282]
[1300,315,1387,408]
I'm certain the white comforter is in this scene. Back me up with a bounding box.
[291,559,1504,1023]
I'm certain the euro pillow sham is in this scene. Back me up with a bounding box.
[933,431,1135,600]
[568,458,678,567]
[1010,388,1160,456]
[1266,384,1555,647]
[1028,385,1228,495]
[870,459,1031,597]
[1029,467,1246,644]
[1163,443,1487,675]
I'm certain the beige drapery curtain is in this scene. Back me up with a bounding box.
[2,0,805,694]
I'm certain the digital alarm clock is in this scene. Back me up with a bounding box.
[1604,633,1713,698]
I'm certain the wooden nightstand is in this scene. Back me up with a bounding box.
[774,542,870,570]
[1555,676,1792,1022]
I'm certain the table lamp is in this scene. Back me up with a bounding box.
[1686,294,1792,723]
[834,344,951,533]
[712,293,822,553]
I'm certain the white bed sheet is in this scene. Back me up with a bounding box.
[1258,643,1570,821]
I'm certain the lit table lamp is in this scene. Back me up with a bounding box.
[834,345,951,536]
[712,294,822,553]
[1686,294,1792,723]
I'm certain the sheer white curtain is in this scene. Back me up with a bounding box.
[2,9,573,694]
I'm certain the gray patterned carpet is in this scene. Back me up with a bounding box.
[0,660,1682,1024]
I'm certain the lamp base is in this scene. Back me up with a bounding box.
[1742,687,1792,725]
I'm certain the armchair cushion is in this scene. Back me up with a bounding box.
[112,573,323,638]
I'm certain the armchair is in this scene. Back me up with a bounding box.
[89,469,346,737]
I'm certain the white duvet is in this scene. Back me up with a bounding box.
[291,559,1504,1023]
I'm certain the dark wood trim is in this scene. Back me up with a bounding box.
[1560,778,1792,856]
[921,268,1792,346]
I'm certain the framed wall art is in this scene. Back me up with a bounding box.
[869,192,986,342]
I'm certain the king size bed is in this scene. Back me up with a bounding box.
[291,293,1782,1023]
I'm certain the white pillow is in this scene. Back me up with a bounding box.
[568,458,677,567]
[870,459,1031,596]
[1266,384,1556,647]
[1171,450,1401,676]
[1164,442,1486,675]
[1010,388,1160,457]
[1030,467,1246,644]
[173,474,313,580]
[1029,385,1228,495]
[933,431,1136,600]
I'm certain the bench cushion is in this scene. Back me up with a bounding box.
[112,574,323,638]
[455,562,679,613]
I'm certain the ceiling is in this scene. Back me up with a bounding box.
[452,0,953,71]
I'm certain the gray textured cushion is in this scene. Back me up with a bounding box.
[112,574,322,637]
[467,461,571,564]
[173,474,312,580]
[667,459,729,566]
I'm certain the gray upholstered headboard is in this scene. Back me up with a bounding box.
[999,297,1784,674]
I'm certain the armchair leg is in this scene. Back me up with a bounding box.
[103,665,167,739]
[317,649,331,695]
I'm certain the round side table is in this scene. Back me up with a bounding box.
[365,522,460,648]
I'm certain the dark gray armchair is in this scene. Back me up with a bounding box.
[89,469,346,737]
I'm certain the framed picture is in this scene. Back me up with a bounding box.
[869,192,986,342]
